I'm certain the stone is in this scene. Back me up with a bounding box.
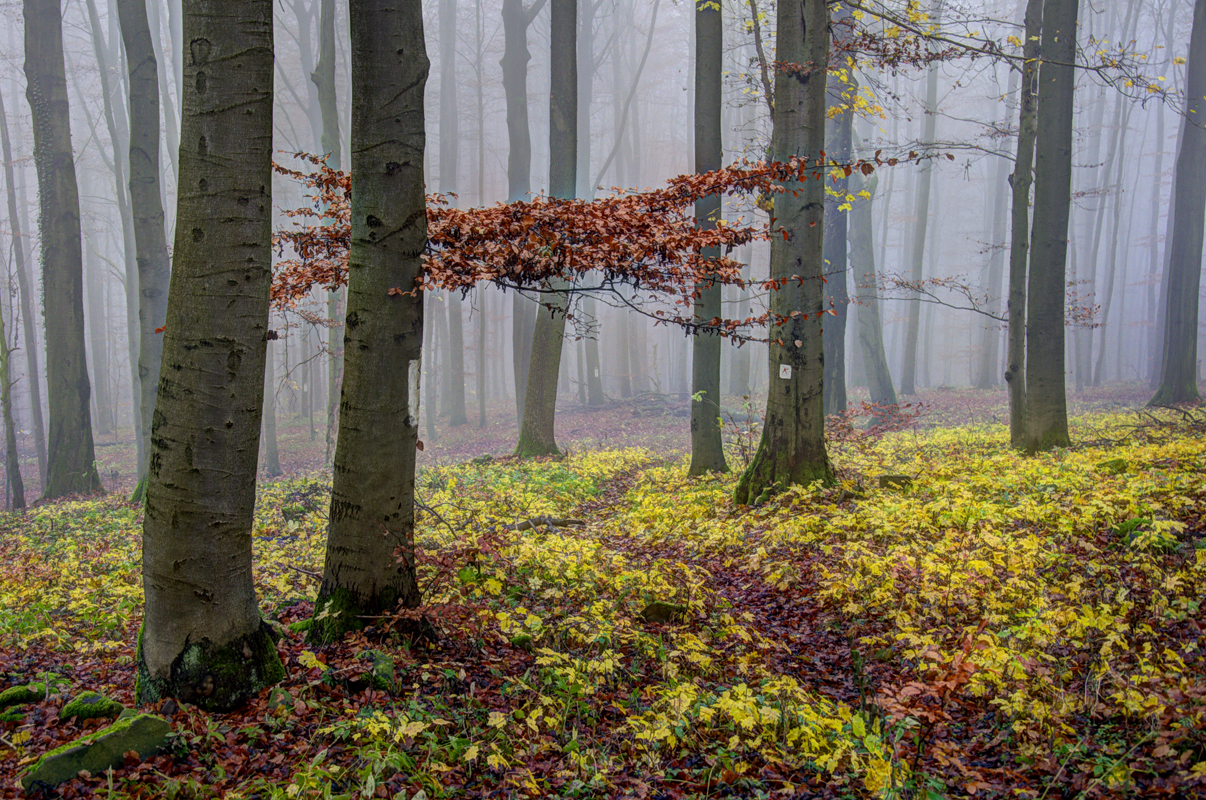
[0,707,25,724]
[267,687,294,711]
[509,634,534,653]
[0,683,46,709]
[471,454,494,466]
[1097,458,1129,475]
[21,714,171,791]
[60,692,123,722]
[640,601,689,624]
[878,474,913,490]
[360,650,397,692]
[287,618,314,634]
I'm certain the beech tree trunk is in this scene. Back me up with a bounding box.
[1,300,25,510]
[1150,0,1206,406]
[310,0,428,643]
[1006,0,1042,447]
[116,0,172,498]
[849,169,896,408]
[0,86,46,488]
[1022,0,1077,452]
[734,0,833,505]
[138,0,283,711]
[263,338,281,477]
[515,0,575,459]
[439,0,469,427]
[822,3,853,415]
[688,0,727,476]
[24,0,103,499]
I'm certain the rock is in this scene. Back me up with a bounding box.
[509,634,534,653]
[0,683,47,709]
[267,687,294,711]
[471,454,494,466]
[0,708,25,724]
[21,714,171,791]
[361,650,397,692]
[1097,458,1128,475]
[60,692,123,722]
[287,618,314,633]
[639,601,689,624]
[878,474,913,490]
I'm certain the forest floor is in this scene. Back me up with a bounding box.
[2,384,1206,798]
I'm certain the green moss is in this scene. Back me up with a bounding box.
[21,714,171,791]
[0,683,45,709]
[287,617,314,633]
[307,586,398,645]
[136,621,285,712]
[0,708,25,723]
[60,691,123,722]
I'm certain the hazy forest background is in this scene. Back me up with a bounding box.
[2,0,1206,797]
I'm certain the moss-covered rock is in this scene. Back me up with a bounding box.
[0,707,25,724]
[267,687,294,711]
[287,618,314,634]
[20,714,171,791]
[60,691,123,722]
[878,474,914,490]
[361,650,396,692]
[0,683,46,709]
[1097,458,1129,475]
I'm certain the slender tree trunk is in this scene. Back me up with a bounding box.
[138,0,283,710]
[515,0,575,459]
[0,298,25,510]
[1093,102,1134,385]
[0,87,46,487]
[1006,0,1042,447]
[439,0,468,426]
[116,0,171,498]
[477,291,487,426]
[734,0,833,504]
[1150,0,1206,405]
[900,2,943,397]
[976,102,1012,389]
[24,0,103,498]
[850,169,897,408]
[822,3,853,415]
[1022,0,1078,452]
[84,249,113,435]
[310,0,429,642]
[688,0,727,475]
[263,338,281,477]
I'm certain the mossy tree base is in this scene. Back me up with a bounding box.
[734,436,834,506]
[513,435,562,460]
[1148,382,1202,408]
[136,621,284,712]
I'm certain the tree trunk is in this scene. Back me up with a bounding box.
[138,0,283,711]
[439,0,469,426]
[1022,0,1077,452]
[24,0,103,499]
[84,250,113,436]
[734,0,833,505]
[263,338,282,477]
[975,101,1012,389]
[1006,0,1042,447]
[688,0,727,476]
[822,3,853,415]
[310,0,428,643]
[900,0,944,397]
[116,0,171,498]
[0,298,25,510]
[1150,0,1206,406]
[0,86,46,487]
[515,0,575,459]
[850,169,897,408]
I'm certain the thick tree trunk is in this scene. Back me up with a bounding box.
[1006,0,1042,447]
[515,0,575,459]
[0,86,46,487]
[116,0,171,497]
[688,0,727,476]
[1150,0,1206,406]
[310,0,428,643]
[734,0,833,505]
[23,0,103,499]
[1022,0,1077,452]
[138,0,282,711]
[849,169,896,408]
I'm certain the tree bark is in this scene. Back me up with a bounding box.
[0,86,46,488]
[734,0,833,505]
[439,0,469,427]
[262,337,281,477]
[1150,0,1206,406]
[515,0,575,459]
[84,250,113,436]
[310,0,429,642]
[116,0,172,498]
[0,298,25,510]
[849,169,897,408]
[23,0,103,499]
[822,3,853,415]
[137,0,282,711]
[688,0,727,476]
[1006,0,1042,447]
[1022,0,1077,452]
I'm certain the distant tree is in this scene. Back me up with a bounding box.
[1150,0,1206,407]
[439,0,469,427]
[849,166,896,409]
[1021,0,1078,453]
[0,301,25,510]
[822,2,853,416]
[309,0,429,643]
[733,0,834,504]
[688,0,728,476]
[137,0,283,710]
[515,0,576,459]
[23,0,103,499]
